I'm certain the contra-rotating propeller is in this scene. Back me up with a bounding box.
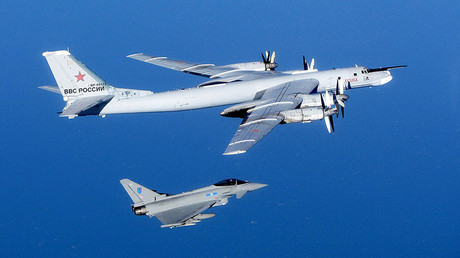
[320,91,337,133]
[261,51,278,70]
[302,55,315,70]
[334,79,350,118]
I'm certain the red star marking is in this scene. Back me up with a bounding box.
[178,61,184,63]
[252,129,260,132]
[75,71,85,82]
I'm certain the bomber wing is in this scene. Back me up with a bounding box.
[127,53,275,81]
[223,79,319,155]
[155,201,217,228]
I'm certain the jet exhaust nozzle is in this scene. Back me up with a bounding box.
[132,206,147,215]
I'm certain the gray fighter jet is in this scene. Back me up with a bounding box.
[120,178,267,228]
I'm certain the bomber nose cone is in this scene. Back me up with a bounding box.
[381,74,393,85]
[249,183,268,191]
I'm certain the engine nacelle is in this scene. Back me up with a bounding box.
[280,108,324,123]
[132,206,147,216]
[299,94,322,108]
[225,62,267,71]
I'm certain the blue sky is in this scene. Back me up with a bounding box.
[0,1,458,257]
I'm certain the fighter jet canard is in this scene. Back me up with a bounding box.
[120,178,267,228]
[40,50,406,155]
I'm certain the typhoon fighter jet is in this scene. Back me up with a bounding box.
[120,178,267,228]
[40,50,405,154]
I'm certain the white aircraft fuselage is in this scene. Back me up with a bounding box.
[100,67,392,115]
[41,50,403,154]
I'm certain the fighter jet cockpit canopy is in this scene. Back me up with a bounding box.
[214,178,248,186]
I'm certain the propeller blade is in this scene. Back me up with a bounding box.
[337,99,345,107]
[325,91,333,108]
[271,51,275,64]
[336,79,339,95]
[303,55,308,70]
[324,115,332,133]
[310,58,315,70]
[265,51,270,62]
[320,93,325,109]
[341,106,344,118]
[261,53,266,63]
[329,116,335,132]
[347,81,351,90]
[339,79,344,94]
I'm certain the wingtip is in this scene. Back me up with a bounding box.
[42,50,70,57]
[120,178,130,184]
[222,150,247,155]
[126,53,143,58]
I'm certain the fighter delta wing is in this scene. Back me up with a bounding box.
[42,50,405,154]
[120,178,267,228]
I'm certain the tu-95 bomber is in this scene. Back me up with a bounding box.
[40,50,405,154]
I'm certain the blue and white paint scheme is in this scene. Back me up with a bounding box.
[40,50,405,154]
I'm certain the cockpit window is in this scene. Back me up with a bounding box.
[214,178,248,186]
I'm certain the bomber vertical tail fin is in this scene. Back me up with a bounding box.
[42,50,115,118]
[42,50,112,97]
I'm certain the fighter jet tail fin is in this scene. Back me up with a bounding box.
[120,179,164,204]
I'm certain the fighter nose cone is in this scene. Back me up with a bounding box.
[249,183,268,191]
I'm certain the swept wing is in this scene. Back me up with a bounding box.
[223,79,319,155]
[127,53,275,81]
[155,201,217,227]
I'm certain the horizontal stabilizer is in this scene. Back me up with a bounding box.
[38,85,61,94]
[60,95,114,118]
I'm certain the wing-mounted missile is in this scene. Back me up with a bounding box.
[160,213,216,228]
[194,213,216,220]
[261,51,278,70]
[213,197,229,206]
